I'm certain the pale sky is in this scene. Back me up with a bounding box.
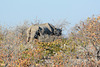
[0,0,100,29]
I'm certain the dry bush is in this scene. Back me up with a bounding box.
[38,34,62,42]
[68,16,100,66]
[14,21,29,42]
[0,16,100,67]
[0,26,3,43]
[0,22,31,67]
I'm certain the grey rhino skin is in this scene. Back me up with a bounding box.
[27,23,62,42]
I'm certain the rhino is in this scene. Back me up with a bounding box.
[27,23,62,42]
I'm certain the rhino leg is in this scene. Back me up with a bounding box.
[27,27,32,42]
[27,32,31,42]
[30,30,39,42]
[29,32,35,42]
[27,37,30,42]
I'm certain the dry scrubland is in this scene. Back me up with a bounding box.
[0,16,100,67]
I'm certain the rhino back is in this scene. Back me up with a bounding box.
[39,23,55,34]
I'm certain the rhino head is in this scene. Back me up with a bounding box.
[54,28,62,36]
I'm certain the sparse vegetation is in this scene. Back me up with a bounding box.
[0,16,100,67]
